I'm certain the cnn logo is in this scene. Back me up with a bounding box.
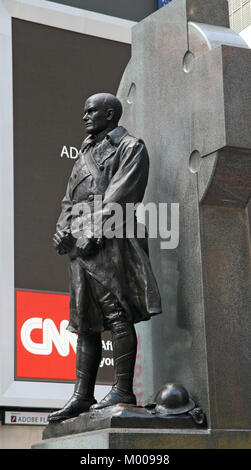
[21,318,77,356]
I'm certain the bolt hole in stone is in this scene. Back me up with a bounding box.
[127,83,136,104]
[183,50,195,73]
[189,150,202,173]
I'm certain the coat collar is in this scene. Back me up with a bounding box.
[81,126,128,152]
[107,126,128,145]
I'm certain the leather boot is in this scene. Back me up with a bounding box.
[91,321,137,410]
[48,332,102,422]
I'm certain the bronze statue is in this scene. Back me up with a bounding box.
[48,93,161,423]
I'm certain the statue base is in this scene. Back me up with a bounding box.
[31,405,251,449]
[42,404,205,440]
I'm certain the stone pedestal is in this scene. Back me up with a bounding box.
[33,429,251,450]
[32,404,251,449]
[117,0,251,432]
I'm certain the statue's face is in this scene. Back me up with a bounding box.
[83,96,110,135]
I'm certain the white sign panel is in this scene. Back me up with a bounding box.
[4,410,49,426]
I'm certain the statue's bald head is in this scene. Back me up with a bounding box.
[83,92,123,135]
[88,93,123,124]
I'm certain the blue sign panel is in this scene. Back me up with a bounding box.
[158,0,173,8]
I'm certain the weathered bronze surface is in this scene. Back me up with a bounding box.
[48,93,162,423]
[44,403,206,440]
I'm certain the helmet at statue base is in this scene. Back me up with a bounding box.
[154,383,195,415]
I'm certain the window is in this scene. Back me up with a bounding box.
[228,0,251,32]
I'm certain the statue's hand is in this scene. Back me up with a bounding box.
[75,236,97,257]
[53,230,74,255]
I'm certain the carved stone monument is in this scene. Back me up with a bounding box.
[34,0,251,449]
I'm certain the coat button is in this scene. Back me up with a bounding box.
[99,164,104,171]
[88,194,94,201]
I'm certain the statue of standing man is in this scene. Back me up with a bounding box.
[48,93,161,423]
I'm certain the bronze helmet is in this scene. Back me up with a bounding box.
[154,383,195,415]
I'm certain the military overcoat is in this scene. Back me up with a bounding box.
[56,126,162,333]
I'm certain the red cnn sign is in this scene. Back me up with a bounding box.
[16,290,76,381]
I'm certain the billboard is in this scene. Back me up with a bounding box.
[0,0,132,408]
[15,290,113,383]
[12,17,130,385]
